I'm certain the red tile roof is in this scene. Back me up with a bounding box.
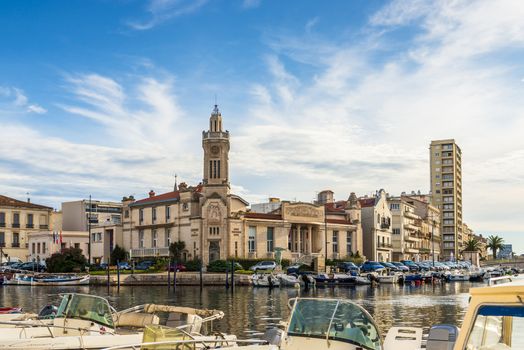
[244,212,283,220]
[133,191,180,205]
[0,195,52,210]
[358,198,376,207]
[326,218,353,225]
[324,201,347,212]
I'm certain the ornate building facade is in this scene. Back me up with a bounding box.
[121,106,363,266]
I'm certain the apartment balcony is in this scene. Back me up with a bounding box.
[130,247,169,258]
[39,225,48,229]
[404,223,418,231]
[380,223,390,230]
[377,242,393,250]
[12,223,20,228]
[404,211,419,220]
[11,242,20,248]
[26,224,34,228]
[0,223,5,228]
[405,247,420,254]
[0,242,5,248]
[404,234,419,242]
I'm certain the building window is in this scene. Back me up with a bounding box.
[165,229,171,247]
[139,230,144,248]
[13,213,20,228]
[37,242,41,254]
[209,227,220,235]
[0,212,4,227]
[124,210,129,218]
[377,214,381,224]
[266,227,274,252]
[435,167,441,172]
[183,203,189,211]
[393,228,400,235]
[346,231,352,254]
[434,152,440,156]
[42,242,46,254]
[152,208,157,222]
[74,243,80,249]
[0,232,4,247]
[436,190,441,194]
[139,209,144,223]
[12,232,19,247]
[27,214,34,228]
[248,226,256,253]
[193,242,197,259]
[32,242,36,254]
[390,203,400,210]
[165,206,170,220]
[61,243,66,251]
[332,231,339,253]
[152,229,157,248]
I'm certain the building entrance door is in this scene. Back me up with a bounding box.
[209,241,220,262]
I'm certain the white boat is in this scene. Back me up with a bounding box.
[0,293,236,350]
[277,274,315,288]
[377,273,399,284]
[4,273,90,286]
[447,270,470,282]
[252,273,280,287]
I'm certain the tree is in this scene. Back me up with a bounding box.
[462,238,481,253]
[487,235,504,259]
[110,245,127,265]
[169,241,186,262]
[46,247,87,273]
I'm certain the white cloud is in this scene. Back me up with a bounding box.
[0,86,46,114]
[127,0,208,30]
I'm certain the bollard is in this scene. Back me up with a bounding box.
[231,260,235,292]
[225,261,229,289]
[116,260,120,292]
[199,260,203,290]
[167,258,171,290]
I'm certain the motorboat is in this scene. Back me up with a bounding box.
[4,273,90,286]
[0,293,236,349]
[251,273,280,287]
[278,274,315,288]
[314,273,357,285]
[446,270,470,282]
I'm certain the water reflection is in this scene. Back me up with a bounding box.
[0,282,477,337]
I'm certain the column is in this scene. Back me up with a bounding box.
[297,225,301,254]
[308,225,313,254]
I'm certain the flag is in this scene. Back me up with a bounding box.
[59,230,63,245]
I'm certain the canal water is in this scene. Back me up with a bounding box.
[0,282,479,338]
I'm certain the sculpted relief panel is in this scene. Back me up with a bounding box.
[207,203,222,224]
[284,204,323,222]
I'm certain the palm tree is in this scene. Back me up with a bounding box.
[487,235,504,259]
[169,241,186,262]
[462,238,481,253]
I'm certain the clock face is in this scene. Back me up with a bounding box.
[211,146,220,155]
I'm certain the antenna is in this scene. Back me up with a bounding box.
[214,94,217,106]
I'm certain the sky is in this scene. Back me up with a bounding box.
[1,0,523,252]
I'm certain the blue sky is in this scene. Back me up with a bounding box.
[1,0,524,252]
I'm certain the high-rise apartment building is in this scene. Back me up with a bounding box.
[430,139,463,259]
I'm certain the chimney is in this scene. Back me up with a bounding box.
[148,190,155,198]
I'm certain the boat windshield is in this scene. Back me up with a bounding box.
[287,299,381,350]
[465,304,524,349]
[56,294,114,329]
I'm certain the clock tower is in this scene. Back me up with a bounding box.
[202,105,230,188]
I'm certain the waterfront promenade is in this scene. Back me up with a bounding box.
[89,271,251,286]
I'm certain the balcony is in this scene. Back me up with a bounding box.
[0,242,5,248]
[203,130,230,139]
[26,224,34,228]
[0,222,5,228]
[11,242,20,248]
[377,242,393,249]
[130,247,169,258]
[380,223,390,229]
[39,225,48,229]
[12,223,20,228]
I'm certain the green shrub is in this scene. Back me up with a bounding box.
[207,260,243,272]
[46,248,87,273]
[235,269,254,275]
[184,258,202,271]
[110,245,127,265]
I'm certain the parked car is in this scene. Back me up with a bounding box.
[391,262,409,272]
[249,261,277,271]
[400,260,420,272]
[360,261,386,273]
[166,263,186,272]
[117,261,131,270]
[135,260,154,271]
[18,262,46,272]
[337,262,360,275]
[380,262,399,272]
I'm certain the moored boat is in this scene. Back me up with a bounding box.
[4,273,90,286]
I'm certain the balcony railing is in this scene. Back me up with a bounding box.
[202,131,230,139]
[0,223,5,228]
[39,224,48,229]
[377,243,393,249]
[11,242,20,248]
[26,224,34,228]
[12,223,20,228]
[130,247,169,258]
[0,242,5,247]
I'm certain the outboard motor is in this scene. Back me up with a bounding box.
[426,324,459,350]
[264,327,283,346]
[38,304,58,319]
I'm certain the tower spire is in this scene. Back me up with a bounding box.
[174,173,178,191]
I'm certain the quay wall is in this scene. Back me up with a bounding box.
[89,272,252,286]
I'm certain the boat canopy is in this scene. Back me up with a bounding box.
[287,298,381,350]
[56,293,114,329]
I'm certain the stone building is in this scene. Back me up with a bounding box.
[390,197,422,261]
[359,190,393,262]
[121,106,363,266]
[0,195,53,261]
